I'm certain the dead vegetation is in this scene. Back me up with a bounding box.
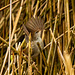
[0,0,75,75]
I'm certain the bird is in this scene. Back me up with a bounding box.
[22,16,44,59]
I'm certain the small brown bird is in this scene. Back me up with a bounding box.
[22,16,44,58]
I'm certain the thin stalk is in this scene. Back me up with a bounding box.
[8,0,12,74]
[0,48,9,75]
[28,33,32,75]
[0,2,19,30]
[12,52,14,75]
[16,43,20,74]
[44,25,75,49]
[18,43,21,75]
[50,42,57,75]
[10,0,23,42]
[44,16,57,75]
[72,0,75,30]
[37,42,47,66]
[49,0,52,33]
[28,33,31,66]
[40,2,47,15]
[0,36,28,61]
[66,0,70,43]
[40,53,42,75]
[49,28,73,75]
[33,0,39,18]
[53,0,55,16]
[28,0,31,18]
[58,0,60,14]
[4,60,13,75]
[63,37,73,75]
[0,0,19,11]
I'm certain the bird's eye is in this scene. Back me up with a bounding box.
[36,31,38,33]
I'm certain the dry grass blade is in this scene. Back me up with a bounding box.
[28,33,32,75]
[37,42,47,66]
[44,16,57,75]
[8,0,12,74]
[18,43,22,75]
[0,2,19,30]
[40,2,47,15]
[0,48,9,75]
[0,0,19,11]
[0,0,74,75]
[72,0,75,27]
[0,36,27,61]
[44,25,75,49]
[64,50,73,75]
[50,26,74,75]
[66,0,70,43]
[11,0,23,42]
[50,42,57,75]
[34,0,39,17]
[49,27,66,73]
[63,37,74,75]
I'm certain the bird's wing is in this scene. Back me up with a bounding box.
[25,16,44,33]
[22,24,29,36]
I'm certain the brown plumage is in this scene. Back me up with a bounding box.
[22,16,44,58]
[24,16,44,34]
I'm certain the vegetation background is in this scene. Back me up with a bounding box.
[0,0,75,75]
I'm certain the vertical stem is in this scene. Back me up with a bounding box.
[58,0,60,14]
[72,0,75,27]
[28,33,31,66]
[11,0,23,42]
[64,0,68,50]
[12,52,14,75]
[44,16,57,75]
[34,0,39,18]
[28,0,31,18]
[66,0,70,43]
[53,0,56,17]
[40,53,42,75]
[49,0,52,73]
[28,33,32,75]
[15,34,17,66]
[50,42,57,75]
[36,57,39,75]
[63,21,65,51]
[8,0,12,74]
[19,44,21,75]
[49,0,52,30]
[0,48,9,75]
